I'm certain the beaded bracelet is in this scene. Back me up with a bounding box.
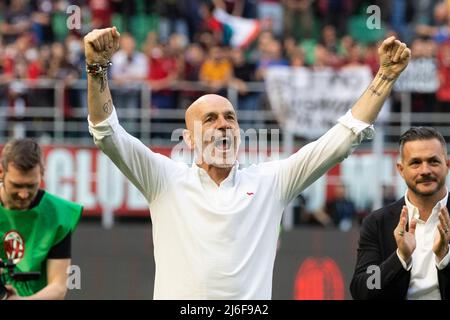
[86,61,112,77]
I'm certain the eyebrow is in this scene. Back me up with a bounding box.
[202,112,217,121]
[10,182,39,188]
[224,111,236,117]
[202,111,236,121]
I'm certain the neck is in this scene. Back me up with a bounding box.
[198,163,233,186]
[407,188,447,221]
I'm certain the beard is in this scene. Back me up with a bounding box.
[1,184,34,210]
[406,176,446,197]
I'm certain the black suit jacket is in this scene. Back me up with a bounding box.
[350,197,450,300]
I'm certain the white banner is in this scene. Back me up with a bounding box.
[266,66,373,138]
[393,58,438,93]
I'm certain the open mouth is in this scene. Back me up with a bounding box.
[214,136,233,151]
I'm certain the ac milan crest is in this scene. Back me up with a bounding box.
[3,230,25,264]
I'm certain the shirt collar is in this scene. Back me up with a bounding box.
[404,188,448,223]
[193,161,239,188]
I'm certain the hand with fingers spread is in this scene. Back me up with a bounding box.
[433,206,450,262]
[84,26,121,65]
[378,36,411,78]
[394,205,417,263]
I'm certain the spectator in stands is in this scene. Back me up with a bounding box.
[110,32,148,108]
[0,0,32,45]
[407,38,438,114]
[282,0,315,40]
[316,0,354,37]
[416,1,450,44]
[258,0,284,37]
[436,42,450,112]
[230,47,260,125]
[289,47,306,67]
[30,0,54,45]
[199,45,232,95]
[198,2,224,47]
[184,43,206,82]
[363,41,381,76]
[182,43,206,104]
[155,0,190,43]
[148,44,180,109]
[312,44,333,69]
[47,42,79,81]
[319,183,357,231]
[283,36,300,60]
[341,43,364,69]
[351,127,450,299]
[255,39,289,80]
[320,24,339,55]
[89,0,113,29]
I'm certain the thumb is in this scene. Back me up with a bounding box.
[409,218,417,236]
[112,26,120,38]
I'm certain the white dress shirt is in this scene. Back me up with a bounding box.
[89,108,373,299]
[397,191,450,299]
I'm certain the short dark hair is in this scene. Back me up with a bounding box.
[1,138,43,172]
[399,127,447,158]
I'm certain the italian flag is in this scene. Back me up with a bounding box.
[213,8,261,48]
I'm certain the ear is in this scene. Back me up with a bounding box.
[0,163,4,180]
[396,161,404,179]
[183,129,194,150]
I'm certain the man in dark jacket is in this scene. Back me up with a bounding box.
[351,127,450,299]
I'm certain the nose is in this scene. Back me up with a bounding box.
[17,190,29,200]
[419,163,432,175]
[216,115,232,130]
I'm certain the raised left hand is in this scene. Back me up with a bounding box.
[378,36,411,77]
[433,206,450,262]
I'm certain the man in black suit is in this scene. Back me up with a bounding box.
[351,127,450,299]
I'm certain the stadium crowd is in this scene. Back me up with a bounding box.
[1,0,450,115]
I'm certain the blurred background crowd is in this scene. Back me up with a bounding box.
[1,0,450,120]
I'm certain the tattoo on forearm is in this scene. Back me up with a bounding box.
[102,99,113,114]
[92,74,108,93]
[369,85,382,97]
[99,73,107,93]
[378,73,396,82]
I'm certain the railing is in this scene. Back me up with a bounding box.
[2,79,450,147]
[0,79,280,146]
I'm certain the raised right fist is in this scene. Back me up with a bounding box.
[84,27,120,65]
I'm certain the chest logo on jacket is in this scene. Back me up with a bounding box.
[3,230,25,264]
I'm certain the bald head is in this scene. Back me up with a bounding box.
[185,94,236,131]
[183,94,241,169]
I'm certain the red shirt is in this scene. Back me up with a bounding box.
[149,57,178,81]
[89,0,112,28]
[437,43,450,101]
